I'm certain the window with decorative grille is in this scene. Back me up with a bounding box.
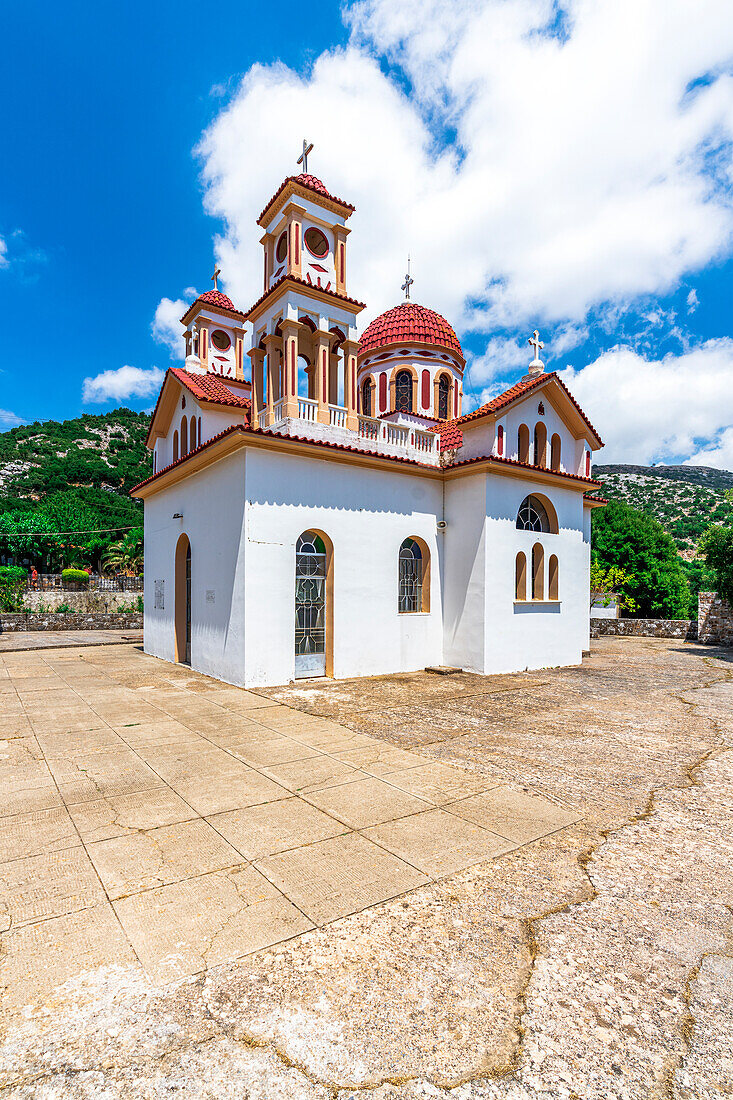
[398,538,423,613]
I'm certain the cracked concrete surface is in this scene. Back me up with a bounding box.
[0,637,731,1097]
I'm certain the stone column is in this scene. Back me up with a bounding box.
[341,339,360,430]
[279,320,300,420]
[247,348,265,429]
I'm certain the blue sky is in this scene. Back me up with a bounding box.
[2,0,733,467]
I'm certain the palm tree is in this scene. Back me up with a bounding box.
[104,529,143,575]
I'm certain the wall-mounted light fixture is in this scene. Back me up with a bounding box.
[172,513,183,519]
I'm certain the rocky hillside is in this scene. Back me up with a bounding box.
[593,464,733,559]
[0,408,151,527]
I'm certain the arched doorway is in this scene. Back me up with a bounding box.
[175,534,191,665]
[295,530,332,678]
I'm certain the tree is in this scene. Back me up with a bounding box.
[103,528,144,574]
[0,566,27,612]
[698,524,733,604]
[590,560,637,615]
[592,499,690,619]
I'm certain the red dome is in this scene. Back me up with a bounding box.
[359,302,463,358]
[197,289,236,311]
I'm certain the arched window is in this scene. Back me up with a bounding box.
[517,495,551,532]
[497,425,504,457]
[153,450,157,475]
[550,433,561,471]
[534,422,547,468]
[181,416,188,457]
[395,370,413,413]
[515,552,527,600]
[173,430,179,463]
[438,375,451,420]
[532,543,544,600]
[585,450,592,477]
[548,554,559,600]
[398,537,429,613]
[518,424,530,463]
[362,378,372,417]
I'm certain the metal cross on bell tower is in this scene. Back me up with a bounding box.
[401,256,414,301]
[297,139,314,175]
[211,265,221,291]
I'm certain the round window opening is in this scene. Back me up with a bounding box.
[304,227,329,257]
[275,232,288,264]
[211,330,231,352]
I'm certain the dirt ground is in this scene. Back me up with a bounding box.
[1,636,731,1098]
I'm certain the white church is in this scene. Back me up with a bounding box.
[133,157,605,687]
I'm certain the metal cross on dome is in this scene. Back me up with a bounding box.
[528,329,544,361]
[297,139,314,175]
[401,255,414,301]
[211,265,221,291]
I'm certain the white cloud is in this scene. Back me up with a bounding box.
[559,338,733,466]
[684,426,733,469]
[82,366,165,405]
[152,297,188,359]
[0,408,25,428]
[687,288,699,312]
[197,0,733,334]
[0,237,8,269]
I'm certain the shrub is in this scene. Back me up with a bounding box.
[0,566,27,612]
[698,524,733,605]
[56,603,72,613]
[62,568,90,588]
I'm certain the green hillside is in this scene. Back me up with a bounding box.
[593,464,733,559]
[0,408,151,569]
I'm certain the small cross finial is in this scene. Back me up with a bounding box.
[528,328,544,364]
[297,139,314,175]
[211,265,221,291]
[401,255,414,301]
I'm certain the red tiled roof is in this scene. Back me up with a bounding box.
[430,422,464,452]
[583,493,608,504]
[169,368,251,411]
[448,371,603,447]
[359,302,463,358]
[244,273,366,321]
[448,452,602,486]
[197,289,236,311]
[131,422,439,495]
[258,174,355,225]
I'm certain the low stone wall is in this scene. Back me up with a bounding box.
[591,617,697,640]
[23,590,141,612]
[698,591,733,646]
[0,613,143,633]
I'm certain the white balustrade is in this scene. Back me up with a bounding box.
[272,399,285,424]
[258,409,268,429]
[414,429,438,455]
[358,415,382,441]
[384,422,410,447]
[329,404,348,428]
[298,397,318,422]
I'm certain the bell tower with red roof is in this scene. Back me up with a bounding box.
[245,142,365,431]
[179,267,248,382]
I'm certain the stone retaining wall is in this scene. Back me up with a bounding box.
[0,613,143,633]
[590,617,697,640]
[23,591,142,612]
[698,591,733,646]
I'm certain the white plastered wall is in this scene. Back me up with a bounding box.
[443,471,590,674]
[144,444,444,688]
[143,450,248,686]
